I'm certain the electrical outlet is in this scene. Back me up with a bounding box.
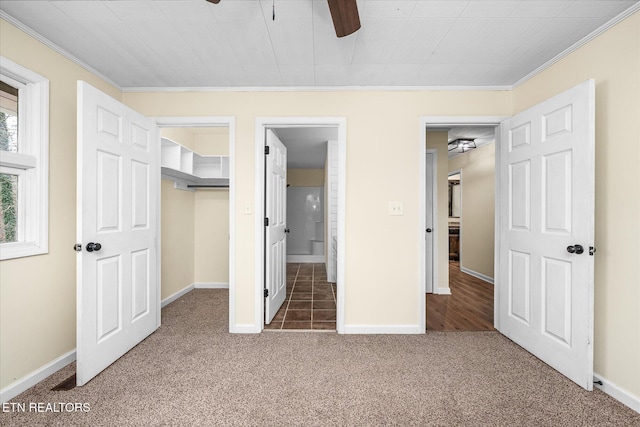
[389,201,403,216]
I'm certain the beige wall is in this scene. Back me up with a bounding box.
[194,190,229,284]
[288,168,325,187]
[0,20,122,390]
[161,180,195,300]
[425,131,451,291]
[195,128,229,155]
[123,90,510,328]
[448,143,495,279]
[513,11,640,399]
[161,127,196,151]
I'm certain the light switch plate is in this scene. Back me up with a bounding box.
[389,201,403,216]
[244,202,252,215]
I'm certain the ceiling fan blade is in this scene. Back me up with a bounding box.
[206,0,221,4]
[327,0,361,38]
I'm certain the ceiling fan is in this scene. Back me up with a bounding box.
[205,0,361,38]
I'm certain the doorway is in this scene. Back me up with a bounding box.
[420,116,507,334]
[255,117,346,333]
[424,125,498,331]
[154,116,236,331]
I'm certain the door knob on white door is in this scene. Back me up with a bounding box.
[86,242,102,252]
[567,244,584,254]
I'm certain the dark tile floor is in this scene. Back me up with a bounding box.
[264,263,336,331]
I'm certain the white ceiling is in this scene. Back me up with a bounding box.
[272,126,336,168]
[1,0,637,88]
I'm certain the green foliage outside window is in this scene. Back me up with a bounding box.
[0,111,18,243]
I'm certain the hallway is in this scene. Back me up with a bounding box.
[427,261,494,331]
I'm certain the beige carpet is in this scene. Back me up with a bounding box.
[2,289,638,426]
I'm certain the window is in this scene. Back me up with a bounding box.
[0,57,49,260]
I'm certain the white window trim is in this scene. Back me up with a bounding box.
[0,57,49,260]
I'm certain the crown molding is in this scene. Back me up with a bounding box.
[0,11,123,91]
[121,85,512,93]
[513,2,640,89]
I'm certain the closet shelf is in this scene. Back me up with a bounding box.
[161,137,229,187]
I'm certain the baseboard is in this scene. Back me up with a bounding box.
[161,284,195,308]
[229,324,261,334]
[593,373,640,414]
[286,255,325,263]
[342,324,423,334]
[460,267,494,285]
[1,350,76,403]
[194,282,229,289]
[436,287,451,295]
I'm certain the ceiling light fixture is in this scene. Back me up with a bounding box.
[448,139,477,154]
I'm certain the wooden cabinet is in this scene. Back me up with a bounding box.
[449,226,460,260]
[160,137,229,188]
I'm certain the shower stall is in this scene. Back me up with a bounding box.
[286,186,324,263]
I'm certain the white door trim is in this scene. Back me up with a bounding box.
[152,116,237,332]
[255,117,347,333]
[420,116,508,331]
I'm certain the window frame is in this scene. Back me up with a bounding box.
[0,57,49,260]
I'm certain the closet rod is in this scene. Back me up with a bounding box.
[187,185,229,189]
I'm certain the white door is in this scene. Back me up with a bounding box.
[425,150,436,293]
[264,129,287,324]
[498,79,595,390]
[76,81,159,386]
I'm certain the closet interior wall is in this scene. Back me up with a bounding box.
[160,127,230,301]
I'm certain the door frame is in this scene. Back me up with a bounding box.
[255,117,347,333]
[153,116,236,331]
[420,116,508,332]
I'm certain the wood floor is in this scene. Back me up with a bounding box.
[427,261,494,331]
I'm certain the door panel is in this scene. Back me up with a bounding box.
[77,81,159,386]
[264,130,287,324]
[498,79,595,390]
[425,151,435,293]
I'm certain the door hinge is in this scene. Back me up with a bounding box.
[264,217,269,226]
[265,146,270,155]
[264,289,269,298]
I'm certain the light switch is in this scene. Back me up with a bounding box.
[389,201,403,216]
[244,202,252,215]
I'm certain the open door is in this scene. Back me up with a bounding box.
[76,81,160,386]
[425,150,436,293]
[498,79,595,390]
[264,129,287,324]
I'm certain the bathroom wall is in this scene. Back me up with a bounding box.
[288,168,324,187]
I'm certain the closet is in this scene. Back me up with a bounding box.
[159,126,230,302]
